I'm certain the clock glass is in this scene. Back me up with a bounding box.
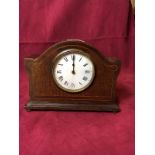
[52,49,95,93]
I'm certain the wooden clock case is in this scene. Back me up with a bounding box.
[24,40,121,112]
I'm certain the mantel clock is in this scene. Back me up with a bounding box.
[24,40,121,112]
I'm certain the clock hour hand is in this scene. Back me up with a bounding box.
[72,54,75,74]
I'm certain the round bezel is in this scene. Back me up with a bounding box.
[52,49,95,93]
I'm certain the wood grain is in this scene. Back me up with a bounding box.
[25,40,121,112]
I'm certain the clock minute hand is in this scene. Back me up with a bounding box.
[72,54,75,74]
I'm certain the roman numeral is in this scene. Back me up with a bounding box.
[70,83,75,88]
[83,63,88,67]
[79,82,82,85]
[57,70,62,74]
[64,57,68,62]
[79,57,82,62]
[85,70,90,74]
[64,81,69,86]
[83,76,88,81]
[58,64,63,66]
[58,76,63,81]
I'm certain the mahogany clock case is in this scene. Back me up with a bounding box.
[24,40,121,112]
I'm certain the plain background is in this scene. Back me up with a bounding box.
[19,1,134,155]
[0,0,155,155]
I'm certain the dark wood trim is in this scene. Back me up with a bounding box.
[25,100,120,112]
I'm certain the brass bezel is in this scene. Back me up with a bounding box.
[52,49,95,93]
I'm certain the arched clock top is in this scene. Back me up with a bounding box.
[25,40,121,73]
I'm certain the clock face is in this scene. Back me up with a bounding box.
[52,49,95,93]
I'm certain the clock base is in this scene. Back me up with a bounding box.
[25,101,120,112]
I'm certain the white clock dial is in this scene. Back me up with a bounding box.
[52,49,95,93]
